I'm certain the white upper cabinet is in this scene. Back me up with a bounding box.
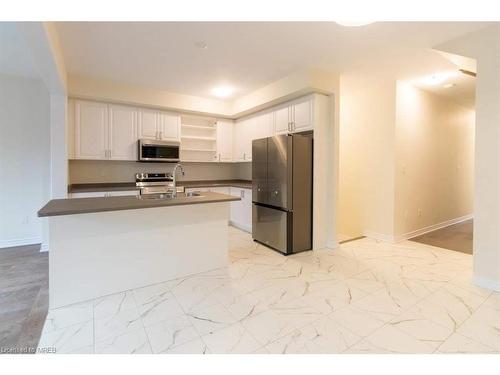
[274,105,290,135]
[233,118,253,162]
[108,104,137,160]
[272,96,314,135]
[75,100,108,159]
[233,112,273,162]
[159,111,181,141]
[138,109,180,141]
[290,97,313,132]
[138,108,160,140]
[70,95,318,162]
[216,120,233,162]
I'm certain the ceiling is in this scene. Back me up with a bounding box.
[0,22,39,78]
[55,22,490,106]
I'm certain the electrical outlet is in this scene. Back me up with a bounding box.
[417,209,422,217]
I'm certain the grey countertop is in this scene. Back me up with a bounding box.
[38,191,240,217]
[68,179,252,193]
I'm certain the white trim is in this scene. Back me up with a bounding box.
[229,221,251,233]
[40,243,49,252]
[326,240,339,249]
[0,236,42,249]
[473,275,500,292]
[395,214,473,242]
[364,214,473,244]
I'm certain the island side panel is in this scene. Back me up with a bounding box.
[49,202,229,308]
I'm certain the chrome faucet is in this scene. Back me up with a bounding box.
[172,163,185,198]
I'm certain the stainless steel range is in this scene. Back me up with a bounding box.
[135,172,176,196]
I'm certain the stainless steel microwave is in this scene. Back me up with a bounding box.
[138,139,180,162]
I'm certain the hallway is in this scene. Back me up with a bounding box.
[411,220,473,255]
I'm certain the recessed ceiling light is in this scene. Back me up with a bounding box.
[443,83,456,89]
[194,41,208,50]
[421,71,458,86]
[211,86,234,98]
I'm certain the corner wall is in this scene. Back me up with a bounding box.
[338,76,475,243]
[0,74,50,248]
[338,75,396,240]
[394,82,475,240]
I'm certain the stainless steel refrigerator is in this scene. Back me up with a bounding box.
[252,134,313,255]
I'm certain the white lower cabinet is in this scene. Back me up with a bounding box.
[229,187,252,233]
[210,187,231,195]
[184,186,252,232]
[69,190,139,198]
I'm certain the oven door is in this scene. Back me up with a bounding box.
[138,139,180,162]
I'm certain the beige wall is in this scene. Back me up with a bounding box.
[394,82,475,238]
[338,76,474,242]
[69,160,250,184]
[338,75,396,239]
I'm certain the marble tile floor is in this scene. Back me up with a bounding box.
[37,226,500,354]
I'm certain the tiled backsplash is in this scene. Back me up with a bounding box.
[69,160,251,184]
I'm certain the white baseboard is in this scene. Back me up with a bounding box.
[0,236,42,249]
[364,214,473,244]
[326,240,339,249]
[229,221,251,233]
[396,214,473,242]
[473,275,500,292]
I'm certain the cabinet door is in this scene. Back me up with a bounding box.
[75,100,108,159]
[211,186,230,195]
[138,108,159,139]
[216,120,233,162]
[241,118,253,162]
[229,187,252,232]
[108,104,137,160]
[232,120,246,162]
[159,112,181,141]
[274,105,290,135]
[291,98,313,132]
[241,188,253,231]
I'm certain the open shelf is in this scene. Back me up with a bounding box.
[181,148,216,152]
[182,124,216,131]
[181,135,217,141]
[180,114,218,162]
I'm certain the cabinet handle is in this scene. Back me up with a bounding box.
[243,153,246,160]
[159,131,162,139]
[240,190,245,198]
[218,153,221,162]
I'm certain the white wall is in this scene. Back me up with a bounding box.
[435,24,500,291]
[394,82,475,239]
[338,75,396,240]
[0,74,50,248]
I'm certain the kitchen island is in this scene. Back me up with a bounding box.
[38,192,240,308]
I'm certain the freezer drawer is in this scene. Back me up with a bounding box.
[252,204,290,254]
